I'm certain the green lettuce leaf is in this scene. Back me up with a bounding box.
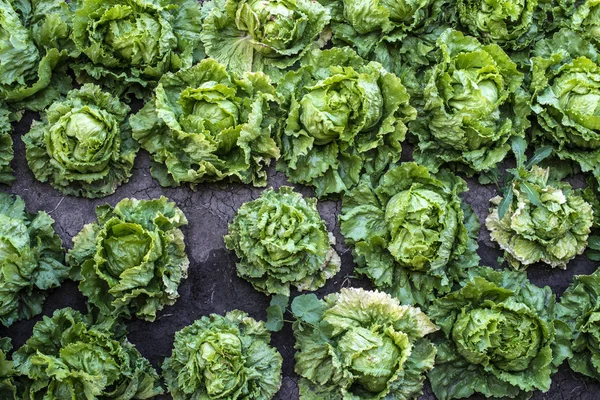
[67,196,189,321]
[71,0,203,97]
[163,310,282,399]
[22,83,139,198]
[292,288,438,399]
[486,165,593,269]
[224,186,340,296]
[200,0,330,78]
[0,105,13,185]
[340,162,480,308]
[0,0,73,112]
[131,58,280,188]
[13,307,163,399]
[428,266,571,399]
[277,47,417,198]
[0,338,23,399]
[0,192,68,327]
[556,0,600,50]
[411,28,530,175]
[557,269,600,379]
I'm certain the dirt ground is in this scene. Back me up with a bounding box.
[1,111,599,399]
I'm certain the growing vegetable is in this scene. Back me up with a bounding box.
[71,0,203,96]
[13,307,163,399]
[23,84,138,198]
[163,310,282,399]
[292,288,438,399]
[411,29,530,175]
[131,59,280,188]
[67,196,189,321]
[556,0,600,49]
[0,338,21,399]
[277,47,417,197]
[557,269,600,380]
[199,0,330,77]
[486,165,593,269]
[0,192,68,327]
[224,186,340,296]
[0,0,73,112]
[340,162,479,307]
[0,105,13,185]
[530,29,600,182]
[428,267,571,399]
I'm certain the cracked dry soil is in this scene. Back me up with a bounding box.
[2,111,600,400]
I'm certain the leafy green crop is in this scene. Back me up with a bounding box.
[486,165,593,269]
[67,197,189,321]
[13,307,163,399]
[556,0,600,50]
[0,0,74,112]
[131,58,280,188]
[0,338,22,399]
[340,162,479,307]
[23,83,138,198]
[199,0,330,77]
[71,0,203,96]
[531,29,600,182]
[428,266,571,399]
[163,310,282,399]
[0,192,68,327]
[224,186,340,296]
[411,29,530,175]
[277,47,416,197]
[557,269,600,380]
[292,288,438,399]
[0,105,13,185]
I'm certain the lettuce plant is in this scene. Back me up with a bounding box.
[71,0,203,96]
[23,84,139,198]
[67,197,189,321]
[199,0,330,76]
[411,29,530,175]
[0,338,19,399]
[556,0,600,49]
[428,267,571,399]
[0,192,68,327]
[277,47,416,197]
[13,307,163,399]
[163,310,282,400]
[340,162,479,307]
[0,0,74,112]
[486,165,593,269]
[292,288,438,399]
[224,186,340,296]
[131,59,280,188]
[0,105,13,185]
[557,269,600,380]
[531,29,600,182]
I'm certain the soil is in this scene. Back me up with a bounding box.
[1,111,599,399]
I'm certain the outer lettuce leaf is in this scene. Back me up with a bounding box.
[556,0,600,50]
[277,47,416,198]
[224,186,340,296]
[131,58,280,188]
[0,192,68,327]
[530,29,600,183]
[163,310,282,400]
[23,84,138,198]
[200,0,330,78]
[71,0,203,97]
[13,307,163,399]
[292,288,438,399]
[0,337,23,399]
[340,162,480,308]
[67,197,189,321]
[557,269,600,379]
[0,0,73,112]
[428,266,571,399]
[0,105,13,184]
[411,29,530,175]
[486,165,593,269]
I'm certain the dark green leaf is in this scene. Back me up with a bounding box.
[498,187,514,220]
[291,294,324,325]
[511,137,528,168]
[265,305,284,332]
[525,146,553,169]
[521,182,543,207]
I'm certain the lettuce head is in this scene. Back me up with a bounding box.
[292,288,438,399]
[163,310,282,400]
[0,105,13,185]
[67,196,189,321]
[224,186,340,296]
[340,162,480,307]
